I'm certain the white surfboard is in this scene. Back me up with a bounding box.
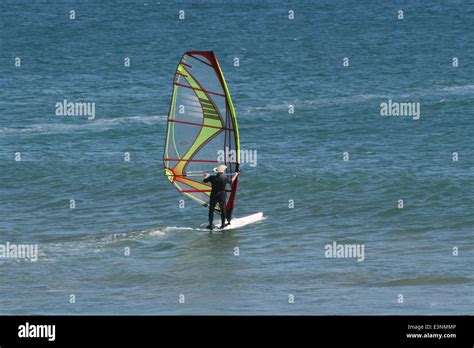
[197,212,264,231]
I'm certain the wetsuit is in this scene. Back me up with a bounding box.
[203,173,231,228]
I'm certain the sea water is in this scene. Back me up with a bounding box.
[0,0,473,314]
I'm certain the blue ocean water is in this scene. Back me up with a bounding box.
[0,0,473,314]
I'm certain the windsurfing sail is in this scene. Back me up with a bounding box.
[163,51,240,218]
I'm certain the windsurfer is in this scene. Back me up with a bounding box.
[203,164,239,230]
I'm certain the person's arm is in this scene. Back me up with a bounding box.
[231,172,239,184]
[203,173,211,183]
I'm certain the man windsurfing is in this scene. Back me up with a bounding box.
[203,164,239,230]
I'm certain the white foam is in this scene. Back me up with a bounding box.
[441,84,474,93]
[163,226,194,232]
[0,115,167,136]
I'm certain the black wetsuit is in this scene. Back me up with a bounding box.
[203,174,231,228]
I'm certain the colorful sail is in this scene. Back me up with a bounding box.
[163,51,240,216]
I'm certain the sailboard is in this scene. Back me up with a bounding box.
[196,212,265,231]
[163,51,240,219]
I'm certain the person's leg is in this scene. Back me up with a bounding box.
[219,197,226,228]
[226,207,232,225]
[208,197,217,229]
